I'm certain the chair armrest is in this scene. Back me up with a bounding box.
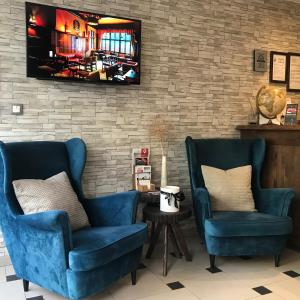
[193,187,212,239]
[84,190,139,226]
[13,210,72,279]
[194,187,213,220]
[16,210,72,255]
[256,188,295,217]
[17,210,71,231]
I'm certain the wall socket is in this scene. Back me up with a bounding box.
[12,104,23,115]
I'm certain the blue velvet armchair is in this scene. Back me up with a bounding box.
[0,138,147,300]
[185,137,294,269]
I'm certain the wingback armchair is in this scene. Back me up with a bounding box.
[185,137,294,269]
[0,138,147,300]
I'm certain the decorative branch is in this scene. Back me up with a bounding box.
[150,114,170,156]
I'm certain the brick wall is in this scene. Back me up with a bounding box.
[1,0,300,198]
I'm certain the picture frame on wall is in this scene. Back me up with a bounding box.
[287,53,300,92]
[253,49,267,72]
[270,51,288,83]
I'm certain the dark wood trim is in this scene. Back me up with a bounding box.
[236,125,300,131]
[236,125,300,147]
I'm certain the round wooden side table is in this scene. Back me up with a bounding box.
[143,205,192,276]
[139,191,160,205]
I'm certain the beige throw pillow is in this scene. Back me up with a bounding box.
[13,172,90,231]
[201,165,256,211]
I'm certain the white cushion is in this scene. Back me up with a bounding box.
[201,165,256,212]
[13,172,90,231]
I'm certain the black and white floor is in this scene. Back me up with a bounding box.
[1,230,300,300]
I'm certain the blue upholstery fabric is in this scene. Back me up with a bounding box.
[67,247,143,300]
[255,188,294,217]
[185,137,294,260]
[205,235,289,257]
[83,191,139,226]
[65,138,87,199]
[70,223,147,271]
[5,210,71,298]
[0,138,147,300]
[205,212,292,237]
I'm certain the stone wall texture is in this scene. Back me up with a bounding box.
[1,0,300,198]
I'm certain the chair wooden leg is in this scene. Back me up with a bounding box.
[23,279,29,292]
[275,254,280,267]
[210,255,216,269]
[131,271,136,285]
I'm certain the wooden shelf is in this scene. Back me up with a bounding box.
[236,125,300,131]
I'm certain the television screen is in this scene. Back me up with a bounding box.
[25,2,141,84]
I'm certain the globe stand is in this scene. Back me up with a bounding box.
[258,113,282,126]
[265,117,283,125]
[266,118,284,125]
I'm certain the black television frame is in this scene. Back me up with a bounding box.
[25,2,142,85]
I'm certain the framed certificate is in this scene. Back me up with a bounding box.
[270,51,287,83]
[287,53,300,92]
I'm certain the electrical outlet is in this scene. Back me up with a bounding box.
[12,104,23,115]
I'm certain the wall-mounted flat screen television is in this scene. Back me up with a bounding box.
[25,2,141,84]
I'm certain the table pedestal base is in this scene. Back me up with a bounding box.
[146,222,192,276]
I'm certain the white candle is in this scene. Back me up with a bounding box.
[161,155,167,187]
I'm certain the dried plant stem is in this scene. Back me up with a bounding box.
[159,135,164,156]
[150,114,170,157]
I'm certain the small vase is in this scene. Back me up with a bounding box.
[248,111,258,124]
[161,155,167,187]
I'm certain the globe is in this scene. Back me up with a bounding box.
[256,86,286,120]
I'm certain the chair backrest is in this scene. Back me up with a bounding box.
[185,137,265,194]
[0,138,86,217]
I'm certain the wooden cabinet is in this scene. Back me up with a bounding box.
[237,125,300,251]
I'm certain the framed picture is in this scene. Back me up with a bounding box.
[253,49,267,72]
[284,103,298,125]
[270,51,287,83]
[287,53,300,92]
